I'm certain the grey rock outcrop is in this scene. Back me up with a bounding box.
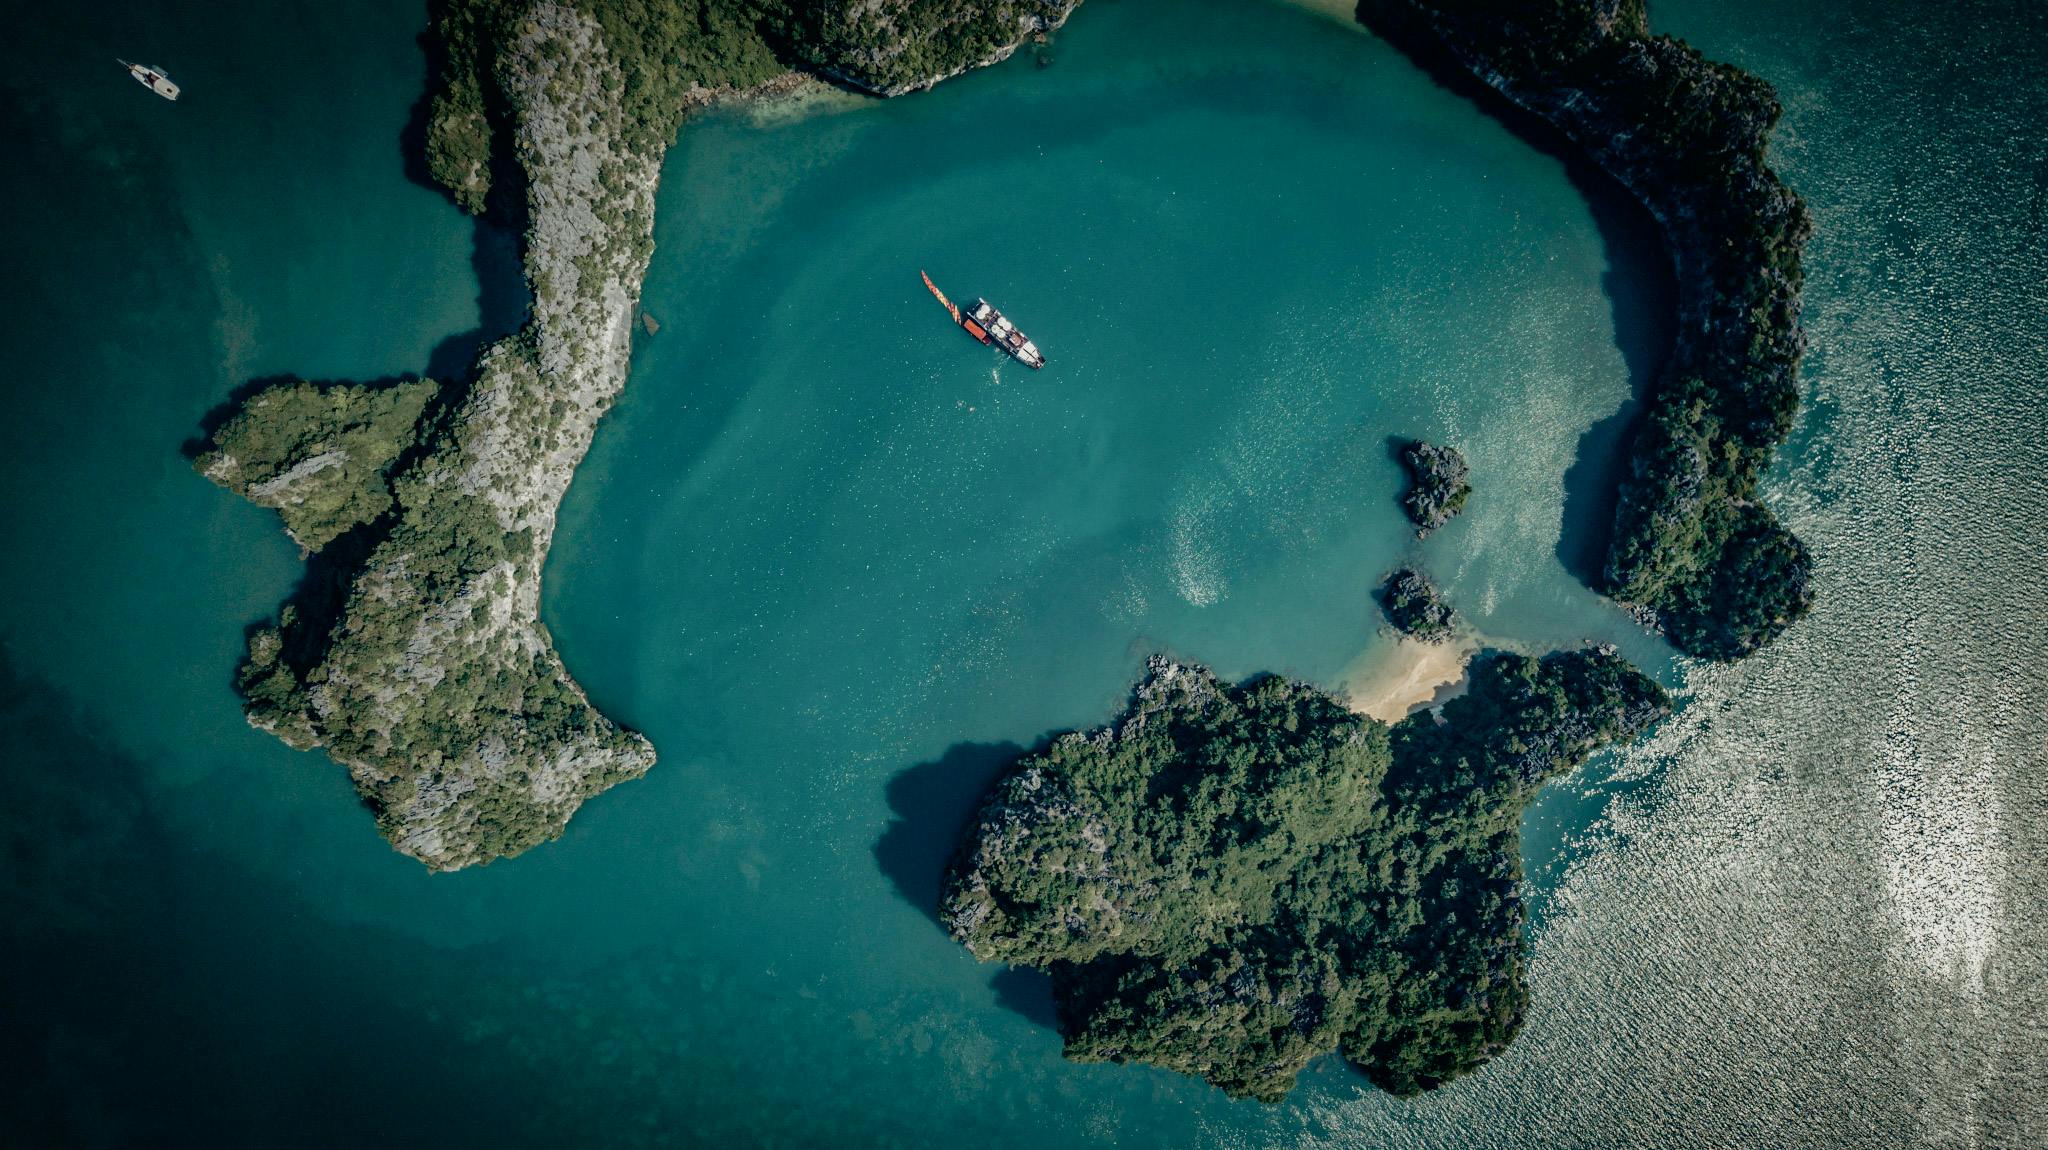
[1397,439,1471,537]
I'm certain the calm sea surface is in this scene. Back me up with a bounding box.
[0,0,2039,1145]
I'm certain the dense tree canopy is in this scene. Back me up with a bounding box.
[944,648,1669,1101]
[193,379,439,552]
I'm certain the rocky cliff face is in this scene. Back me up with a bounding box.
[797,0,1081,96]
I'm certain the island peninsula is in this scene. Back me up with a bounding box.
[195,0,1078,870]
[1372,0,1815,659]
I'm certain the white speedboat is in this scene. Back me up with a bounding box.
[117,59,180,101]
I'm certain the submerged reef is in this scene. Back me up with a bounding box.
[1376,0,1814,660]
[1381,567,1457,643]
[1397,439,1471,537]
[198,0,1071,870]
[943,649,1669,1101]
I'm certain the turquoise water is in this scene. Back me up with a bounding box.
[2,0,2040,1146]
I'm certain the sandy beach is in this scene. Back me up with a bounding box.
[1343,635,1477,722]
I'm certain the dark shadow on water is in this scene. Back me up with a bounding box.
[1556,193,1675,583]
[396,19,446,202]
[1352,2,1678,588]
[872,719,1154,1035]
[873,740,1025,926]
[1382,434,1420,527]
[413,73,532,388]
[400,12,532,387]
[189,28,533,461]
[989,965,1061,1033]
[424,213,529,386]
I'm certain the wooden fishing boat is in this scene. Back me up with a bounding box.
[921,270,1044,369]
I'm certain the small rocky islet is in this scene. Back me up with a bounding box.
[1397,439,1471,537]
[1381,567,1458,643]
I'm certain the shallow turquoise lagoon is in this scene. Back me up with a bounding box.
[3,0,2040,1146]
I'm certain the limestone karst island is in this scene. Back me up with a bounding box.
[8,0,2037,1145]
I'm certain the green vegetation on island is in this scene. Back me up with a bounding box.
[1380,0,1814,660]
[202,355,654,864]
[202,0,1084,870]
[1397,439,1470,537]
[422,0,796,214]
[1381,567,1457,643]
[194,379,439,552]
[200,3,689,870]
[944,648,1669,1101]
